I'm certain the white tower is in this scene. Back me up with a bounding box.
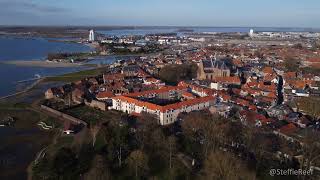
[89,30,95,41]
[249,29,254,37]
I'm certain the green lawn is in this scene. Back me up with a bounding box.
[63,105,123,125]
[0,102,65,130]
[44,67,105,82]
[45,135,75,156]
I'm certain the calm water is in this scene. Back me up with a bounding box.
[0,36,93,97]
[0,64,90,97]
[0,36,91,61]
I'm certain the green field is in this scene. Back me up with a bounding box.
[44,67,105,82]
[63,105,124,124]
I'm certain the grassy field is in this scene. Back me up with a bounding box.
[44,67,105,82]
[63,105,124,124]
[45,135,75,158]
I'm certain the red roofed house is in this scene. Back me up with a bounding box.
[262,66,274,75]
[214,76,241,85]
[274,123,299,142]
[239,110,271,127]
[96,91,115,105]
[279,123,298,135]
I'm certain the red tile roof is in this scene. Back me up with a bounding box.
[235,98,250,107]
[267,92,277,99]
[306,57,320,63]
[144,77,160,83]
[126,86,186,98]
[240,110,271,126]
[182,92,196,98]
[284,72,297,80]
[214,76,241,85]
[220,94,231,102]
[103,73,125,82]
[178,81,215,96]
[279,123,298,135]
[287,80,315,89]
[262,67,273,74]
[96,91,115,99]
[249,105,257,111]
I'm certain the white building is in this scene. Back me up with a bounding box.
[89,30,95,42]
[112,95,214,125]
[249,29,254,37]
[111,87,215,125]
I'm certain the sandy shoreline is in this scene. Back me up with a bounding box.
[2,60,89,68]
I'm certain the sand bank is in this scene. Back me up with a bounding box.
[3,60,86,68]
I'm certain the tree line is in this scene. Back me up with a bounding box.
[32,110,320,180]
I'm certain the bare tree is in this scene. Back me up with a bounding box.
[201,150,255,180]
[300,130,320,170]
[181,111,225,157]
[90,122,101,147]
[84,155,111,180]
[168,136,176,170]
[127,150,149,178]
[135,112,160,150]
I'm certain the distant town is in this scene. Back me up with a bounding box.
[1,27,320,180]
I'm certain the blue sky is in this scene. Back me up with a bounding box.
[0,0,319,27]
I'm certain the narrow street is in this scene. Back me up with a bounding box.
[277,75,284,105]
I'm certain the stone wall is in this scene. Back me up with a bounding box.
[85,100,106,111]
[40,105,88,126]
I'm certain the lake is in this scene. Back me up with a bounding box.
[0,36,93,97]
[0,63,90,97]
[0,36,91,61]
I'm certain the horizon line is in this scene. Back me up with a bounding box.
[0,25,320,29]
